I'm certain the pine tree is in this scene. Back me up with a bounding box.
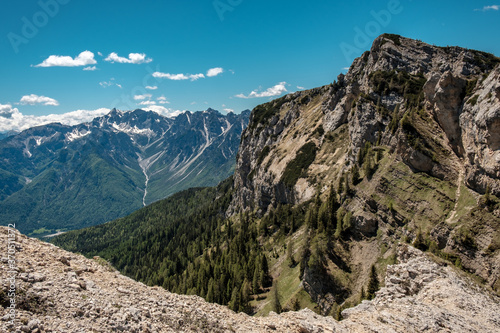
[360,287,366,302]
[229,287,240,312]
[252,266,260,294]
[291,297,300,311]
[367,265,379,300]
[352,164,360,185]
[271,281,282,314]
[287,240,296,267]
[334,207,345,238]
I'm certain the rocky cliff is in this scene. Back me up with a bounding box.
[231,33,500,213]
[229,34,500,305]
[2,227,499,332]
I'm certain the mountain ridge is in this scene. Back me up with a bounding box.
[4,226,500,332]
[0,108,250,235]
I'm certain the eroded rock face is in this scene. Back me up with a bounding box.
[460,65,500,194]
[230,34,500,215]
[424,71,466,154]
[2,228,499,332]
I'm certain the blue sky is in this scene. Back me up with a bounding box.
[1,0,499,132]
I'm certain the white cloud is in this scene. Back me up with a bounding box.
[134,94,153,101]
[34,51,97,67]
[157,96,170,104]
[223,108,234,113]
[297,86,305,90]
[97,52,103,57]
[139,105,182,118]
[235,82,288,99]
[0,106,110,132]
[206,67,224,77]
[99,80,122,89]
[152,72,188,80]
[20,94,59,106]
[0,104,18,119]
[83,66,97,71]
[104,52,152,64]
[153,68,223,81]
[152,72,205,81]
[145,86,158,90]
[189,73,205,81]
[475,5,499,11]
[139,100,156,106]
[190,102,197,105]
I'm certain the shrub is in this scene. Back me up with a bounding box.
[467,95,479,106]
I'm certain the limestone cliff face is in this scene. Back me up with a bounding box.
[231,34,500,216]
[229,34,500,297]
[2,228,499,332]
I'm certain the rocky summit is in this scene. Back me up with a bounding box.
[1,227,499,332]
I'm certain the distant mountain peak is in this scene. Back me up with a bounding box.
[0,108,250,234]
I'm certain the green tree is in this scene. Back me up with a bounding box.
[271,281,282,314]
[352,164,360,185]
[367,265,379,300]
[287,240,296,267]
[229,287,240,312]
[252,266,260,294]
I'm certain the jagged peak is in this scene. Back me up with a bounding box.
[348,34,500,79]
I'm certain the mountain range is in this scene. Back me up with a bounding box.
[0,108,249,235]
[53,34,500,319]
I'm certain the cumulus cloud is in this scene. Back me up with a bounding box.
[152,72,205,81]
[297,86,305,90]
[235,82,288,99]
[104,52,152,64]
[83,66,97,71]
[475,5,499,11]
[157,96,170,104]
[20,94,59,106]
[138,100,156,106]
[34,51,97,67]
[134,94,153,101]
[207,67,224,77]
[139,105,183,118]
[145,86,158,90]
[223,108,234,113]
[152,67,223,81]
[0,105,110,132]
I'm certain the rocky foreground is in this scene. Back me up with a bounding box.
[1,227,499,332]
